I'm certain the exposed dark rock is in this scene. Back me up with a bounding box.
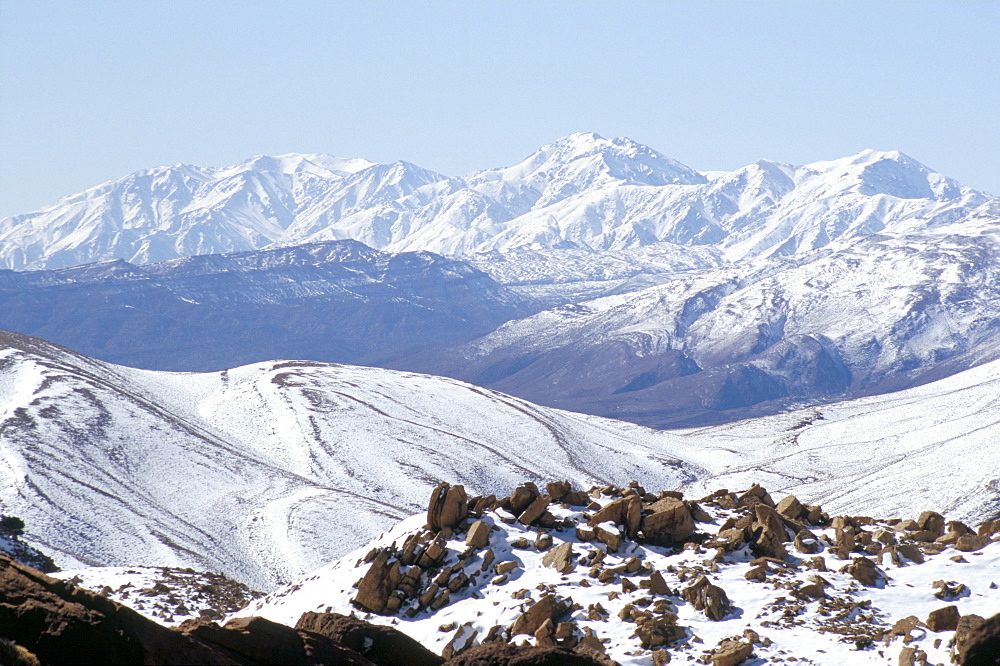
[639,498,694,545]
[297,611,444,666]
[681,576,731,621]
[428,483,469,531]
[959,612,1000,666]
[442,642,613,665]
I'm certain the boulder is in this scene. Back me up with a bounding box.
[510,595,573,636]
[775,495,805,520]
[926,605,960,632]
[681,576,731,621]
[958,612,1000,666]
[510,484,540,516]
[428,483,469,531]
[542,542,575,574]
[588,495,642,538]
[546,481,572,500]
[793,529,822,554]
[634,616,686,648]
[443,642,610,666]
[710,638,752,666]
[846,557,883,587]
[750,505,788,560]
[519,495,552,526]
[353,551,403,615]
[640,498,695,545]
[466,520,492,549]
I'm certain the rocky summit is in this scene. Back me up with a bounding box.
[236,480,1000,666]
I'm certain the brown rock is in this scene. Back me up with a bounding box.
[750,504,788,560]
[509,595,572,636]
[926,605,960,632]
[640,497,695,545]
[443,642,610,666]
[958,612,1000,666]
[793,529,822,554]
[542,542,575,574]
[737,483,775,508]
[916,511,945,537]
[634,616,686,648]
[466,520,492,549]
[648,570,670,596]
[519,495,552,526]
[977,519,1000,538]
[546,480,572,500]
[652,648,671,665]
[846,557,883,587]
[510,483,540,516]
[428,483,469,531]
[353,551,403,615]
[710,638,753,666]
[775,495,805,520]
[681,575,731,621]
[897,646,927,666]
[594,524,623,553]
[956,535,989,552]
[296,611,442,665]
[587,495,642,538]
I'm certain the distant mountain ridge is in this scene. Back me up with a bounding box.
[1,133,993,270]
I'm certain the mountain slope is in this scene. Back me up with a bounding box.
[2,331,1000,592]
[406,227,1000,426]
[1,134,992,270]
[0,239,532,371]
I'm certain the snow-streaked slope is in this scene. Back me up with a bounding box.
[0,330,699,590]
[410,228,1000,427]
[1,134,992,270]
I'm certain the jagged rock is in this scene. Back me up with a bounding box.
[897,646,927,666]
[916,511,945,537]
[710,638,753,666]
[681,576,731,621]
[933,579,968,600]
[428,483,469,531]
[466,520,492,549]
[647,570,670,596]
[354,551,403,615]
[180,616,375,665]
[594,523,622,553]
[588,495,642,538]
[535,532,554,552]
[519,495,552,525]
[956,535,990,552]
[845,557,883,587]
[793,529,822,554]
[0,638,39,666]
[926,605,960,632]
[510,594,572,636]
[442,623,477,660]
[750,505,788,559]
[546,481,572,500]
[640,497,695,545]
[510,483,540,516]
[775,495,805,520]
[0,555,378,666]
[958,612,1000,666]
[737,484,775,509]
[495,560,518,575]
[651,648,671,665]
[977,519,1000,538]
[542,542,575,574]
[634,616,686,648]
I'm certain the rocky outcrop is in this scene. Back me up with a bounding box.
[0,555,377,665]
[295,611,443,666]
[639,497,694,545]
[442,642,611,666]
[681,575,731,621]
[428,483,469,531]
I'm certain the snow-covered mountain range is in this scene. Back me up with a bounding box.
[2,330,999,593]
[1,133,993,271]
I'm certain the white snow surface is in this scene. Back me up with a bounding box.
[0,133,993,270]
[2,331,1000,593]
[240,493,1000,665]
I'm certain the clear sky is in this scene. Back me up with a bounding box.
[1,0,998,218]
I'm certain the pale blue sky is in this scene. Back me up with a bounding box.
[1,1,998,218]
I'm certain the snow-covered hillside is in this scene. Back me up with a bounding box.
[0,134,992,270]
[2,330,1000,592]
[410,227,1000,427]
